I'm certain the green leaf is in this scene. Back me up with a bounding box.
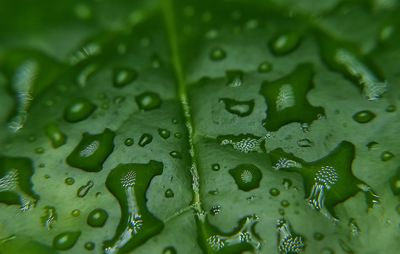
[0,0,399,254]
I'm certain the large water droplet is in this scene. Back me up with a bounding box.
[63,98,96,123]
[135,92,161,111]
[66,129,115,172]
[112,67,138,88]
[52,231,81,250]
[87,208,109,227]
[352,110,376,123]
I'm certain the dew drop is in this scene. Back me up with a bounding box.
[314,232,324,241]
[381,151,394,161]
[269,188,280,196]
[87,208,108,227]
[65,177,75,185]
[71,209,81,217]
[135,92,161,111]
[209,47,226,61]
[124,138,134,146]
[280,200,290,207]
[84,241,95,251]
[258,61,272,73]
[169,151,182,159]
[63,98,96,123]
[321,247,334,254]
[158,128,170,139]
[45,123,66,148]
[77,180,94,198]
[27,135,36,142]
[138,133,153,147]
[229,164,262,191]
[53,231,81,250]
[112,67,138,88]
[174,132,182,139]
[352,110,376,123]
[269,32,301,55]
[164,189,174,198]
[386,104,396,112]
[163,246,177,254]
[35,147,45,154]
[367,141,379,150]
[211,163,220,171]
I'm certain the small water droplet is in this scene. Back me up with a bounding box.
[297,138,313,147]
[84,241,95,250]
[386,104,396,112]
[278,208,285,216]
[164,189,174,198]
[381,151,394,161]
[352,110,376,123]
[209,47,226,61]
[321,247,335,254]
[65,177,75,185]
[138,134,153,147]
[135,92,161,111]
[211,163,220,171]
[282,178,292,189]
[208,189,219,195]
[35,147,45,154]
[269,32,301,55]
[112,67,138,88]
[220,98,254,117]
[158,128,171,139]
[71,209,81,217]
[77,180,94,198]
[163,246,177,254]
[87,208,108,227]
[27,135,36,142]
[124,138,134,146]
[367,141,379,150]
[63,98,96,123]
[314,232,324,241]
[269,188,280,196]
[174,132,182,139]
[169,151,182,159]
[53,231,81,250]
[258,61,273,73]
[280,200,290,207]
[45,123,67,148]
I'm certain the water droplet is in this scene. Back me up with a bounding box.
[211,163,220,171]
[169,151,182,159]
[112,67,138,88]
[172,118,178,124]
[65,177,75,185]
[367,141,379,150]
[390,169,400,196]
[218,134,266,153]
[282,178,292,189]
[220,98,254,117]
[381,151,394,161]
[260,63,324,131]
[71,209,81,217]
[210,205,221,215]
[84,241,95,250]
[225,70,243,87]
[352,110,376,123]
[35,147,45,154]
[27,135,36,142]
[297,138,313,148]
[385,104,396,112]
[77,180,94,198]
[45,123,66,148]
[40,206,57,230]
[66,129,115,172]
[280,200,290,207]
[138,133,153,147]
[158,128,170,139]
[174,132,182,139]
[258,61,272,73]
[229,164,262,192]
[321,247,334,254]
[269,188,280,196]
[52,231,81,250]
[209,47,226,61]
[87,208,109,227]
[135,92,161,111]
[313,232,324,241]
[124,138,134,146]
[208,189,219,195]
[276,218,305,254]
[278,208,285,216]
[269,32,301,55]
[163,246,177,254]
[63,98,96,123]
[164,189,174,198]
